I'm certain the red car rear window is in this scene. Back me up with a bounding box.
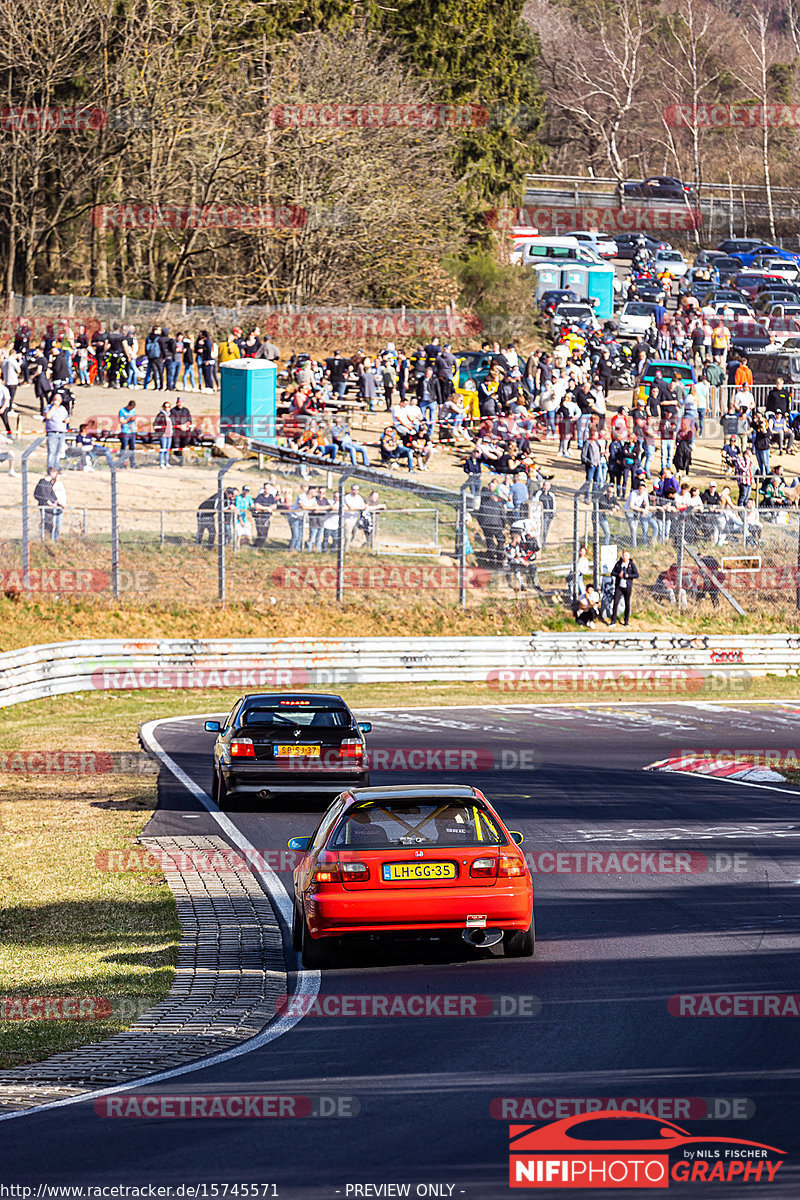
[331,803,504,849]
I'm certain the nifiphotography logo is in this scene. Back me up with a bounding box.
[508,1110,786,1188]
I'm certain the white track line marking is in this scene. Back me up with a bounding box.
[0,715,318,1124]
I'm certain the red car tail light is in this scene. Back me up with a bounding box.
[230,738,255,757]
[314,863,342,883]
[338,739,363,760]
[340,861,370,881]
[497,856,525,878]
[470,857,499,879]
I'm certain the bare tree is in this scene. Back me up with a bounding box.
[525,0,657,185]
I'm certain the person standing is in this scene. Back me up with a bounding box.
[1,348,21,417]
[253,483,277,547]
[610,549,639,626]
[34,467,66,542]
[144,327,164,390]
[153,401,173,469]
[118,399,137,468]
[180,335,196,391]
[195,330,214,392]
[325,351,348,400]
[43,392,69,470]
[170,398,192,465]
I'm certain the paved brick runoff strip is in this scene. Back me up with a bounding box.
[0,835,288,1113]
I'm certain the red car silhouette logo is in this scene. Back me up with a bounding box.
[510,1110,785,1155]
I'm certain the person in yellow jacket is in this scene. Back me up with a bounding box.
[218,332,241,363]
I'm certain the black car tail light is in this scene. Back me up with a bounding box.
[339,739,363,760]
[230,738,255,757]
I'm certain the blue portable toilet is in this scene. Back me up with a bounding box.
[584,263,615,320]
[532,264,563,299]
[219,359,277,443]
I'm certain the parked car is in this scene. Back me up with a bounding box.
[694,249,727,267]
[717,238,771,257]
[538,288,579,315]
[729,321,774,355]
[763,302,800,319]
[616,301,660,339]
[733,272,787,300]
[550,302,600,337]
[633,359,696,404]
[635,279,668,305]
[735,243,800,268]
[571,229,618,258]
[750,255,800,282]
[709,301,754,319]
[753,289,800,314]
[654,248,689,278]
[701,288,750,307]
[713,256,746,283]
[615,233,671,260]
[749,349,800,386]
[624,176,693,201]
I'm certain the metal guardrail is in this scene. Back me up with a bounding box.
[0,635,798,708]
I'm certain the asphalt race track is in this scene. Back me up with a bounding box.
[2,702,799,1198]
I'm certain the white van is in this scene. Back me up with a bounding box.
[520,236,602,266]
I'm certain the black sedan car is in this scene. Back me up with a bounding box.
[635,279,667,305]
[624,175,693,201]
[206,693,371,810]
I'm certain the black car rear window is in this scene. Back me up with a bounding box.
[330,802,505,849]
[240,706,350,728]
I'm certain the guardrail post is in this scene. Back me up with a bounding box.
[336,471,353,602]
[110,457,119,598]
[217,460,235,604]
[459,484,469,608]
[21,437,44,588]
[571,492,580,605]
[592,494,600,590]
[676,512,685,604]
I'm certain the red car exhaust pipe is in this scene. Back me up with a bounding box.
[462,928,504,948]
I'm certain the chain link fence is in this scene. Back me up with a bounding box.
[5,438,800,617]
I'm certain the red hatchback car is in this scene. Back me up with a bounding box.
[290,784,534,968]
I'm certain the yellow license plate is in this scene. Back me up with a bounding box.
[382,862,457,882]
[274,745,321,758]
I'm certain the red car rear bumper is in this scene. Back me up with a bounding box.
[305,883,533,938]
